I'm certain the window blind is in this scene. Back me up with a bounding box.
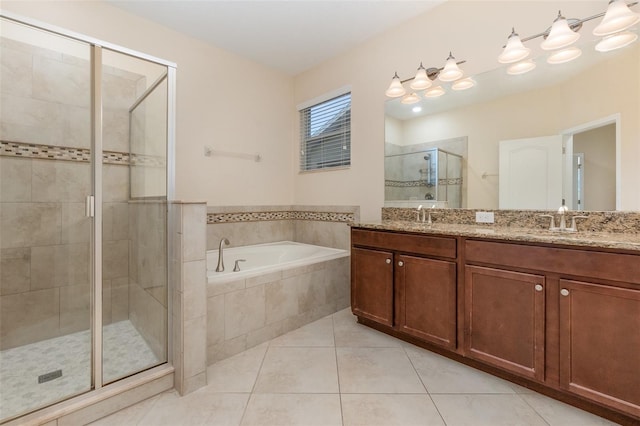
[299,92,351,171]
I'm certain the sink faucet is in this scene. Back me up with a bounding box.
[557,205,569,231]
[215,238,230,272]
[427,204,436,225]
[416,205,424,222]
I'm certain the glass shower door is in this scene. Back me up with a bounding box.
[100,49,168,384]
[0,17,93,421]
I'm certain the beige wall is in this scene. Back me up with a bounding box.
[2,0,295,206]
[574,124,616,211]
[293,1,640,220]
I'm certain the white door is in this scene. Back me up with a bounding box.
[499,136,563,209]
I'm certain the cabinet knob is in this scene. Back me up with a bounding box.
[398,261,404,266]
[535,284,543,292]
[560,289,570,296]
[385,258,391,264]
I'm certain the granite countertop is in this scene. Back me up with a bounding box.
[351,221,640,253]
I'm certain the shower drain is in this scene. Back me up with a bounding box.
[38,369,62,384]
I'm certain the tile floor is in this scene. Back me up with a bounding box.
[0,320,159,421]
[90,309,618,426]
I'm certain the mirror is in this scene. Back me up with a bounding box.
[385,38,639,211]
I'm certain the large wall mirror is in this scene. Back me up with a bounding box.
[385,38,639,211]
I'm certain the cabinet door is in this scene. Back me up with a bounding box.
[465,265,545,381]
[351,247,394,326]
[395,255,456,349]
[559,280,640,417]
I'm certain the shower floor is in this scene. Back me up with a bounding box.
[0,320,160,421]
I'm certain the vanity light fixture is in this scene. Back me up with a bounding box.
[498,28,531,63]
[596,30,638,51]
[593,0,640,36]
[401,92,420,104]
[547,46,583,64]
[500,2,639,73]
[385,72,406,98]
[541,11,581,50]
[412,106,423,113]
[410,63,433,90]
[452,77,476,90]
[507,59,536,75]
[425,86,446,98]
[438,52,465,82]
[384,54,469,100]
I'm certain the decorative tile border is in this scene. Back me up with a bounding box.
[207,210,354,224]
[385,178,463,188]
[1,140,165,167]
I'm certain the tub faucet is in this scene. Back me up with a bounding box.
[215,238,230,272]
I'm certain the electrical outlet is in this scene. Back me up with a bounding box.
[475,211,495,223]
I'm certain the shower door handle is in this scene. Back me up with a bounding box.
[86,195,95,218]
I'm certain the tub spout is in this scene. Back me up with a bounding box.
[216,238,230,272]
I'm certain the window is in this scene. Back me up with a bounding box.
[299,92,351,171]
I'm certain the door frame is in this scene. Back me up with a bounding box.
[561,114,621,211]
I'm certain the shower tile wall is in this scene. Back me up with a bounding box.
[0,37,140,350]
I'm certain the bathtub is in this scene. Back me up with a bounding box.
[206,241,349,284]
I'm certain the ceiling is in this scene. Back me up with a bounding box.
[107,0,443,75]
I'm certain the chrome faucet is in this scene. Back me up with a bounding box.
[557,205,569,231]
[416,205,424,222]
[215,238,230,272]
[427,204,436,225]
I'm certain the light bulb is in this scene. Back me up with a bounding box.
[385,72,406,98]
[498,28,531,64]
[410,63,432,90]
[596,30,638,51]
[593,0,640,37]
[547,47,582,64]
[438,52,464,82]
[507,59,536,75]
[401,93,420,104]
[541,11,581,50]
[452,78,476,91]
[425,86,445,98]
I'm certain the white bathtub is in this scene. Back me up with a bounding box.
[206,241,349,284]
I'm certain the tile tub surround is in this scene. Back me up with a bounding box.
[204,206,356,369]
[382,207,640,234]
[206,255,350,365]
[206,205,359,251]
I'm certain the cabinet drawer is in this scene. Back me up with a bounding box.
[352,228,457,259]
[465,240,640,285]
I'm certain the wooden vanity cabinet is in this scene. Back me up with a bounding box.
[558,279,640,418]
[351,228,457,350]
[465,265,545,382]
[351,247,394,326]
[395,254,457,349]
[465,239,640,420]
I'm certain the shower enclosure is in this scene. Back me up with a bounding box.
[385,148,463,208]
[0,13,175,422]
